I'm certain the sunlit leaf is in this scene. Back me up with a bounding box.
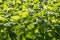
[33,4,39,9]
[10,16,20,21]
[3,1,8,10]
[0,0,2,2]
[52,37,56,40]
[26,32,35,39]
[21,12,29,18]
[38,10,45,16]
[1,29,4,32]
[35,28,39,33]
[33,0,39,3]
[27,23,34,29]
[0,16,6,21]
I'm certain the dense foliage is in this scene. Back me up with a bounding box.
[0,0,60,40]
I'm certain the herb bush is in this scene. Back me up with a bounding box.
[0,0,60,40]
